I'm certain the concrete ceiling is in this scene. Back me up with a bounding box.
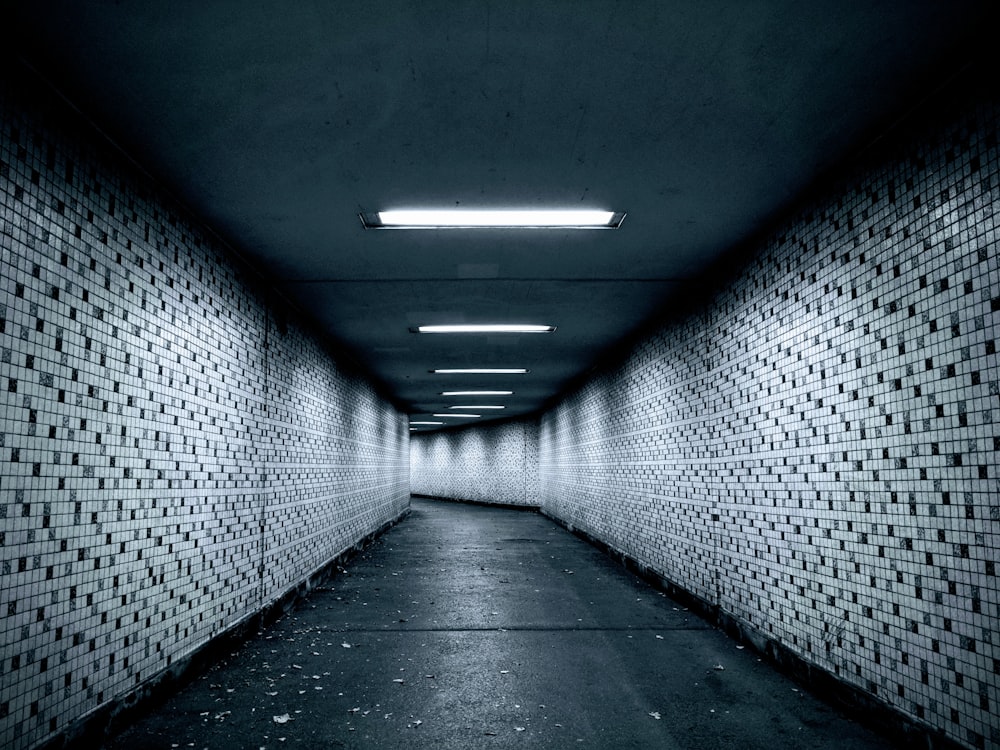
[10,1,989,430]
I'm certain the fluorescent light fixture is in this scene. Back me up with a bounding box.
[449,405,505,410]
[433,413,481,418]
[361,209,625,229]
[431,368,528,374]
[441,391,513,396]
[414,324,555,334]
[409,421,444,426]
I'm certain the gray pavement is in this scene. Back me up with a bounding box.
[103,497,894,749]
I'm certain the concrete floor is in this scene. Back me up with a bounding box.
[104,497,895,749]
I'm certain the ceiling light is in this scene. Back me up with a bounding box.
[441,391,513,396]
[360,209,625,229]
[448,405,505,410]
[409,421,444,425]
[433,413,481,418]
[414,324,555,334]
[431,368,528,374]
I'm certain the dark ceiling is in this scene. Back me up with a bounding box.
[10,1,990,431]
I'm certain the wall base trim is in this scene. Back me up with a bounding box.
[540,509,974,750]
[36,508,410,750]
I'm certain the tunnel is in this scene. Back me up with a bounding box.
[1,4,998,749]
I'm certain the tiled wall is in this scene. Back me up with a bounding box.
[0,75,409,750]
[410,418,539,506]
[539,81,999,748]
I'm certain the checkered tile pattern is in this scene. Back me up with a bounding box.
[539,87,999,749]
[411,419,539,506]
[0,76,408,750]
